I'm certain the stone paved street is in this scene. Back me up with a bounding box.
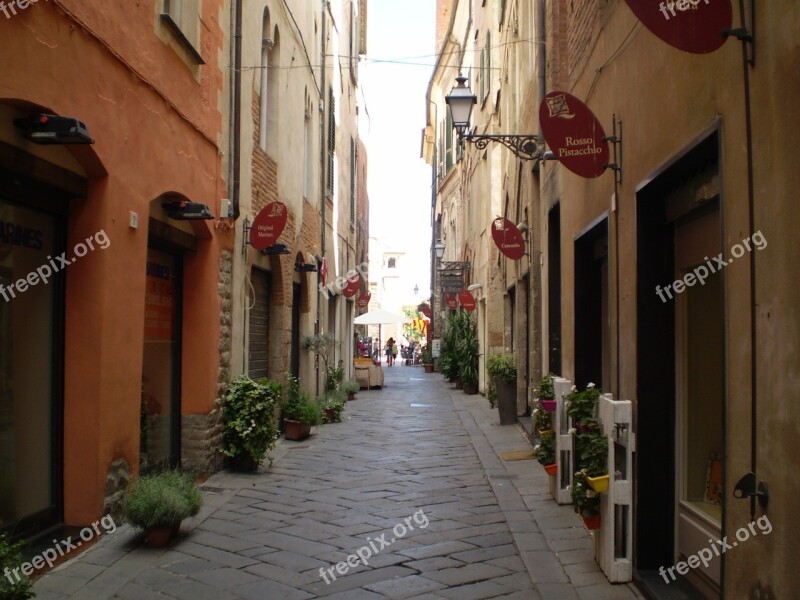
[33,367,643,600]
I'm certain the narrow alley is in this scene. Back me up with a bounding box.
[32,366,641,600]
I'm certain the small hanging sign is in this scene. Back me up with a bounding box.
[624,0,732,54]
[249,202,288,250]
[343,273,362,298]
[458,289,476,312]
[357,290,371,308]
[491,217,526,260]
[539,92,610,179]
[445,293,458,309]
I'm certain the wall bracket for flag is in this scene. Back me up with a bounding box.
[603,116,622,187]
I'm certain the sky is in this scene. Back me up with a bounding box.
[361,0,435,302]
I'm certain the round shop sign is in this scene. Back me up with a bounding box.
[624,0,733,54]
[491,217,526,261]
[357,290,371,308]
[445,293,458,310]
[458,289,476,312]
[249,201,288,250]
[539,92,610,179]
[343,273,362,298]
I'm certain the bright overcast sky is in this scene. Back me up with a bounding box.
[361,0,435,299]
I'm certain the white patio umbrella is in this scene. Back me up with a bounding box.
[354,308,409,363]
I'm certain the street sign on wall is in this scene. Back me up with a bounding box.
[539,92,610,179]
[441,273,464,293]
[249,202,288,250]
[491,217,526,260]
[624,0,733,54]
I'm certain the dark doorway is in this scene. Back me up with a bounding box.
[248,268,271,379]
[290,283,301,377]
[574,217,609,389]
[548,203,562,375]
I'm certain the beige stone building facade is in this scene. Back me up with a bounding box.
[426,0,799,596]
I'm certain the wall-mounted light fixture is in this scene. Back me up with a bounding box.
[434,241,446,260]
[162,199,213,220]
[14,114,94,145]
[445,76,540,161]
[261,243,290,255]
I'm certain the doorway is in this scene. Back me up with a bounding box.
[141,248,182,471]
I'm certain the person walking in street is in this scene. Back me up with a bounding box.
[385,337,395,367]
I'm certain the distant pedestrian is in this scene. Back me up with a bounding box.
[385,337,395,366]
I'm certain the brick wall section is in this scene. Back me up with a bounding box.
[436,0,454,54]
[546,0,571,91]
[251,94,279,214]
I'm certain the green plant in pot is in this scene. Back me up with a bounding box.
[123,470,203,548]
[571,470,601,529]
[565,382,601,429]
[535,372,557,412]
[487,353,517,425]
[341,380,360,400]
[282,376,322,441]
[457,314,480,394]
[222,375,280,471]
[0,534,34,599]
[421,345,434,372]
[575,421,608,492]
[534,429,556,476]
[532,406,552,436]
[320,390,346,423]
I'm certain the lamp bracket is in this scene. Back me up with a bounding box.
[463,132,540,161]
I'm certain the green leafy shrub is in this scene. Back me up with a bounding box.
[123,471,202,529]
[533,407,551,431]
[341,380,360,395]
[534,372,556,399]
[222,375,280,465]
[571,470,601,517]
[0,534,34,599]
[283,376,323,425]
[486,383,496,408]
[325,360,345,392]
[565,382,601,424]
[421,345,433,365]
[534,430,555,466]
[319,390,346,423]
[486,353,516,383]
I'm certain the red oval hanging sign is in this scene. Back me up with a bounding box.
[539,92,610,179]
[342,273,362,298]
[491,217,526,260]
[320,257,328,286]
[357,290,371,308]
[458,289,476,312]
[418,303,432,319]
[624,0,732,54]
[249,201,288,250]
[445,293,458,309]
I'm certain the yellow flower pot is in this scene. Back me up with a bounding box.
[586,474,609,493]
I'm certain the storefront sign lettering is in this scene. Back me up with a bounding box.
[624,0,732,54]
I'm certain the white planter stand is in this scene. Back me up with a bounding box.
[595,393,635,583]
[552,377,574,505]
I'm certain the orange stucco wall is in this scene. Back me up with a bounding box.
[0,0,229,525]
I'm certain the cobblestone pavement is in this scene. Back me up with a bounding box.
[33,366,643,600]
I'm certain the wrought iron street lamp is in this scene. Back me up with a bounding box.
[434,241,445,260]
[445,75,540,161]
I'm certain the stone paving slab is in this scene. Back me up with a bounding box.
[33,365,644,599]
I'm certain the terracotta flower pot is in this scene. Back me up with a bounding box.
[424,364,434,373]
[284,419,312,441]
[581,514,601,530]
[144,524,177,548]
[348,392,355,401]
[544,463,558,476]
[324,408,337,423]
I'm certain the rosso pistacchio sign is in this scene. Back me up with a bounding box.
[539,92,610,179]
[624,0,732,54]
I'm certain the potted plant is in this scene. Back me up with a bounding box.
[457,314,480,394]
[487,353,516,425]
[532,407,552,437]
[222,375,280,471]
[487,383,497,408]
[571,470,601,529]
[535,372,557,412]
[325,360,345,393]
[0,534,34,599]
[534,430,557,476]
[565,382,601,429]
[341,380,360,401]
[301,333,340,389]
[320,390,346,423]
[123,470,203,547]
[282,376,323,441]
[421,345,434,373]
[575,421,609,493]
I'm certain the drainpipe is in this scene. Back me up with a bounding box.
[231,0,242,220]
[316,0,327,397]
[535,0,545,138]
